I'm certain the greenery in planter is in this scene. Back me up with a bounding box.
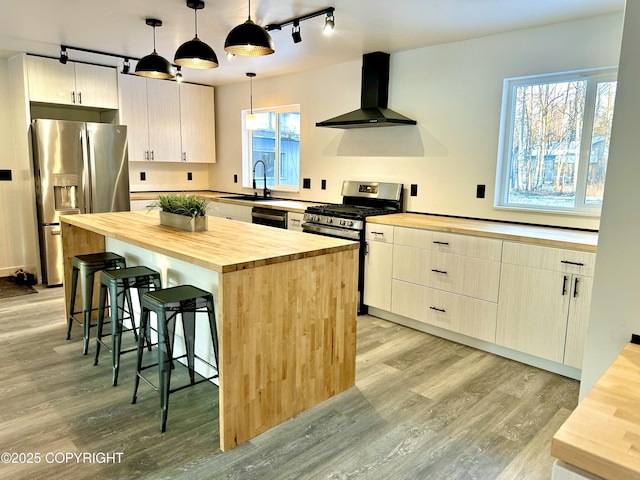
[153,194,208,218]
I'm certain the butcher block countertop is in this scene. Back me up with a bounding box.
[130,191,323,213]
[368,213,598,252]
[60,211,357,273]
[552,343,640,480]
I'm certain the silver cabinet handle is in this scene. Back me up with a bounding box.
[151,151,155,161]
[182,152,187,162]
[145,150,149,161]
[71,91,76,104]
[78,91,82,104]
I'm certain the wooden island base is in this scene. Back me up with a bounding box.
[60,211,358,451]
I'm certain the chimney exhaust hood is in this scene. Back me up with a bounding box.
[316,51,416,129]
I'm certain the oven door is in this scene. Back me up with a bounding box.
[301,223,361,241]
[252,207,287,229]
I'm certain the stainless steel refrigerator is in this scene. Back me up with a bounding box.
[32,119,130,286]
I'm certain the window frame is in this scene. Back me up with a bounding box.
[242,104,301,193]
[494,67,617,215]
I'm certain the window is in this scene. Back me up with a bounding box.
[495,69,617,213]
[243,105,300,192]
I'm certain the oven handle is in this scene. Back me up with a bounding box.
[302,223,361,240]
[252,211,287,222]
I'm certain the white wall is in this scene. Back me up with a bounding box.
[210,13,623,230]
[579,1,640,398]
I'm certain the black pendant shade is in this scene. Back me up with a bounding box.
[224,4,275,57]
[175,37,219,69]
[135,19,175,79]
[175,0,219,69]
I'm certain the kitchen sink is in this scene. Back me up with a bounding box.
[217,195,279,202]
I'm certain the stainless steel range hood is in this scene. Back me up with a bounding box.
[316,52,417,129]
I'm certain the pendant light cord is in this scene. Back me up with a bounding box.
[152,25,157,53]
[194,8,199,38]
[250,75,253,114]
[248,0,252,21]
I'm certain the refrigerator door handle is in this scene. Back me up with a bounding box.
[86,130,98,214]
[80,130,91,213]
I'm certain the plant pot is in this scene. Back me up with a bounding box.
[159,211,208,232]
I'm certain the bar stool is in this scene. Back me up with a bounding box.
[94,266,162,386]
[67,252,127,355]
[132,285,219,432]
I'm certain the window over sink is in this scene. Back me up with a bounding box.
[242,104,300,192]
[495,68,617,214]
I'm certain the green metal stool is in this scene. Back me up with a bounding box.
[66,252,127,355]
[131,285,219,433]
[94,266,162,386]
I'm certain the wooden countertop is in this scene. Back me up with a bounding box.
[60,211,357,273]
[552,343,640,480]
[368,213,598,252]
[130,191,324,213]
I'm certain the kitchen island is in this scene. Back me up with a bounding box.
[60,211,358,451]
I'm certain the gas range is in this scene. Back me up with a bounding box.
[303,181,403,238]
[302,181,404,314]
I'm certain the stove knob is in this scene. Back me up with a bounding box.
[327,218,333,224]
[348,220,354,227]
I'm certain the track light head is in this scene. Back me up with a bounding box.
[292,20,302,44]
[59,47,68,64]
[122,58,130,74]
[176,66,184,82]
[324,10,335,35]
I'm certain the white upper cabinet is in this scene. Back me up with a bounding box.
[27,56,118,109]
[119,74,215,163]
[179,82,216,163]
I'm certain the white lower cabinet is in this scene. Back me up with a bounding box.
[287,212,304,231]
[207,201,251,222]
[391,279,497,342]
[364,224,394,311]
[496,242,595,367]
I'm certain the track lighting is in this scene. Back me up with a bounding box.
[175,0,219,69]
[324,10,335,35]
[122,58,130,74]
[292,20,302,44]
[135,19,175,79]
[176,66,184,82]
[59,47,68,64]
[265,7,335,43]
[224,0,275,57]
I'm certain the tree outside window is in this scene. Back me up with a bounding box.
[496,69,617,213]
[243,105,300,191]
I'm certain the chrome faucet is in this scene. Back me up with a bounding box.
[252,160,271,198]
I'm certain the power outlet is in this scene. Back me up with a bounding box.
[140,172,146,181]
[234,174,238,183]
[187,172,193,181]
[410,184,418,197]
[321,179,327,190]
[476,184,486,199]
[303,178,311,189]
[0,169,12,181]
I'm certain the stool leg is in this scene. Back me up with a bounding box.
[124,279,138,342]
[93,283,109,366]
[66,266,79,340]
[206,297,219,369]
[111,281,125,387]
[132,306,149,405]
[159,310,172,433]
[182,308,196,385]
[81,269,95,355]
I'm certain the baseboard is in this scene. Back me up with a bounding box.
[367,307,582,381]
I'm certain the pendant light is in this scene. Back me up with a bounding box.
[175,0,219,69]
[245,73,258,130]
[224,0,275,57]
[135,19,175,79]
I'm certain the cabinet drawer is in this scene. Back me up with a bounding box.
[392,245,501,302]
[502,242,596,276]
[366,224,394,243]
[394,227,502,261]
[391,280,497,342]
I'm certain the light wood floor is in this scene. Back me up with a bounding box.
[0,286,578,480]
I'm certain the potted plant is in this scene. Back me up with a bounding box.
[153,194,209,232]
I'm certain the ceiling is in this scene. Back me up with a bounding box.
[0,0,624,86]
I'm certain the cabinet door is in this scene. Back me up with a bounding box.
[27,56,76,105]
[119,74,150,162]
[147,80,182,162]
[364,240,393,311]
[564,275,594,369]
[179,83,216,163]
[74,63,118,109]
[287,212,304,231]
[496,264,570,363]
